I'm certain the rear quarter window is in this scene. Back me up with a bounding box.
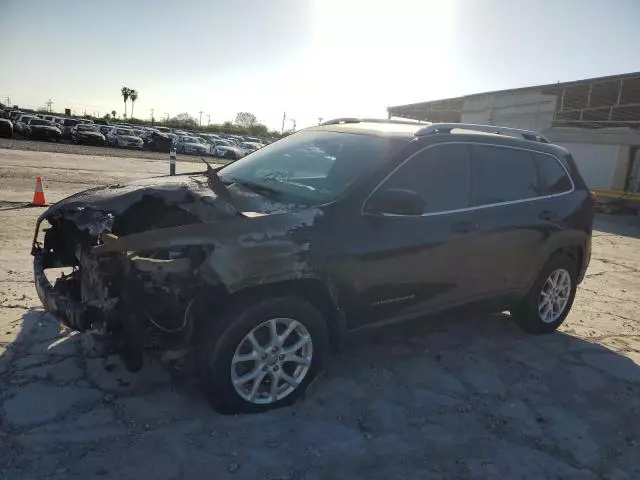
[532,152,573,195]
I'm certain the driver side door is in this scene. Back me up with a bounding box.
[336,142,481,327]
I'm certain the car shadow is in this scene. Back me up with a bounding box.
[3,306,639,409]
[594,213,640,238]
[2,306,640,477]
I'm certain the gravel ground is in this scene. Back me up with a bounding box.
[1,148,640,479]
[0,137,208,163]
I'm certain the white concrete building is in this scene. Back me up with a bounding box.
[388,72,640,197]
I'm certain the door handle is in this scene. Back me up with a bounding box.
[452,221,478,233]
[539,210,557,221]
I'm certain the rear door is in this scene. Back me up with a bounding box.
[469,144,573,296]
[341,142,481,326]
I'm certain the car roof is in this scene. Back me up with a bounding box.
[310,118,566,151]
[308,121,425,139]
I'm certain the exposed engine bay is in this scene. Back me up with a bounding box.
[33,189,217,371]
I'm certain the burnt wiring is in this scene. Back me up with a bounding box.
[145,298,195,333]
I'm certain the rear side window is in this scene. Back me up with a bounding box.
[532,152,572,195]
[377,143,472,214]
[471,145,538,205]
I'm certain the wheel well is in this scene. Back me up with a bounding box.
[224,279,345,348]
[555,245,583,271]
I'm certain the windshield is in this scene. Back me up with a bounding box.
[78,124,98,132]
[219,130,401,204]
[30,119,51,126]
[117,129,134,136]
[182,136,201,143]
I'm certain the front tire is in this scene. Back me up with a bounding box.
[197,296,329,414]
[512,253,578,334]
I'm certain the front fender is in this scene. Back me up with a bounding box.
[201,238,315,294]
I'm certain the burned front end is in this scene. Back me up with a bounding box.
[31,177,233,370]
[31,174,320,371]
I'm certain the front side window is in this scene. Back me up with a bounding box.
[369,143,472,214]
[219,130,402,204]
[471,145,539,205]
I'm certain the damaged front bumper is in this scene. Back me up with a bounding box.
[33,250,103,331]
[30,204,218,372]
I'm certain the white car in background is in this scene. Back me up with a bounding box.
[240,141,264,153]
[106,127,143,149]
[174,135,208,155]
[212,139,247,160]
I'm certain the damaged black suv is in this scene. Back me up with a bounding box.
[32,119,593,413]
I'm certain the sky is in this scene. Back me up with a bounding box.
[1,0,639,131]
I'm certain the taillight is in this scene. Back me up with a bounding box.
[589,191,598,204]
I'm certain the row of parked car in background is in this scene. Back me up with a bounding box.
[0,108,273,159]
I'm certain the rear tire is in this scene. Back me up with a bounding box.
[196,296,329,414]
[512,253,577,334]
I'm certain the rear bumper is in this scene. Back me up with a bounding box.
[578,235,592,284]
[33,251,102,331]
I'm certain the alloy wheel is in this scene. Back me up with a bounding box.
[230,318,313,404]
[538,268,571,323]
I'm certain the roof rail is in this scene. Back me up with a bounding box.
[321,117,427,126]
[416,123,549,143]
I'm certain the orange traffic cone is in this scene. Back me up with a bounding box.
[32,176,47,206]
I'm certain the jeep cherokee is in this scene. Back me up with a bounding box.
[32,119,593,413]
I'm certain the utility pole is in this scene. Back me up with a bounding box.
[150,109,155,125]
[207,114,210,126]
[4,96,10,106]
[198,111,203,126]
[281,112,286,134]
[318,117,323,125]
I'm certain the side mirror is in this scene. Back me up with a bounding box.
[365,188,425,216]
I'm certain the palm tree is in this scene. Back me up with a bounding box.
[121,87,130,118]
[129,90,138,119]
[111,110,116,120]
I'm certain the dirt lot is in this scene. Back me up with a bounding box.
[1,148,640,479]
